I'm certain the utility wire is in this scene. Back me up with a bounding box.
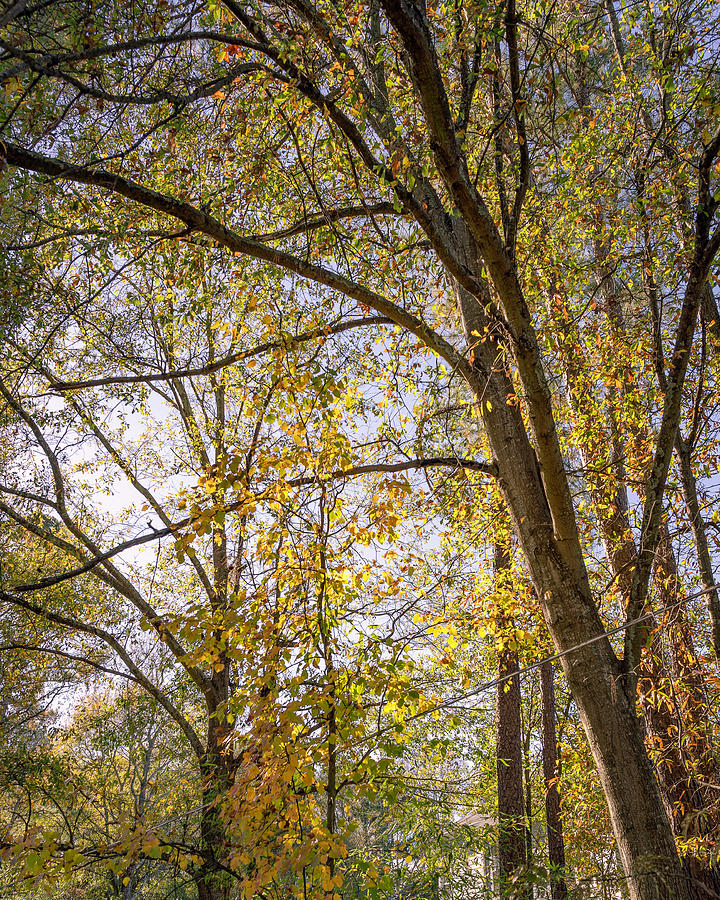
[437,582,720,713]
[8,585,720,872]
[359,582,720,744]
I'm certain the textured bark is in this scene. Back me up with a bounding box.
[451,266,686,899]
[197,706,233,900]
[523,733,532,870]
[497,643,527,894]
[540,661,568,900]
[495,543,529,897]
[675,433,720,658]
[199,446,234,900]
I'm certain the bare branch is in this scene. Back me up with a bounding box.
[50,316,393,391]
[0,588,204,759]
[251,202,398,242]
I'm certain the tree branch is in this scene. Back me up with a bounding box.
[0,588,205,759]
[49,316,393,391]
[3,456,496,594]
[251,202,398,242]
[0,643,143,683]
[2,142,476,390]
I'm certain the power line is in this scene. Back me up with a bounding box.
[438,582,720,713]
[359,582,720,744]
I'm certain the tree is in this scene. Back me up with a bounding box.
[0,242,468,898]
[540,660,567,900]
[2,0,720,896]
[494,539,528,897]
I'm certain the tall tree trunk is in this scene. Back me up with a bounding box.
[540,661,568,900]
[197,775,231,900]
[548,266,719,850]
[197,673,233,900]
[450,237,687,900]
[523,730,532,874]
[675,432,720,658]
[495,542,529,898]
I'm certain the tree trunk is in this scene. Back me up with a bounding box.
[495,542,529,897]
[540,661,568,900]
[549,273,719,854]
[197,798,231,900]
[675,432,720,658]
[451,244,688,899]
[197,783,231,900]
[197,680,233,900]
